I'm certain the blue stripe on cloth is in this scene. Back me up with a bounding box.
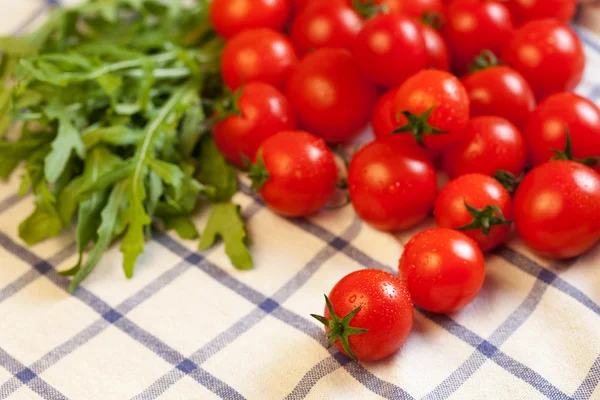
[423,266,567,399]
[0,347,66,400]
[0,235,244,400]
[285,353,351,400]
[574,354,600,399]
[142,219,417,400]
[495,247,600,317]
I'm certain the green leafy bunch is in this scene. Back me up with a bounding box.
[0,0,252,292]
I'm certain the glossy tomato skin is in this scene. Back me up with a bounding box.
[372,89,398,141]
[523,93,600,167]
[399,228,486,313]
[258,130,338,217]
[443,116,527,179]
[461,66,535,129]
[210,0,291,39]
[507,0,576,25]
[442,0,514,75]
[286,49,377,144]
[372,89,442,160]
[503,19,585,101]
[420,22,450,71]
[212,83,296,167]
[221,29,298,91]
[434,174,513,251]
[514,161,600,259]
[348,137,438,231]
[349,0,443,17]
[352,14,428,88]
[290,0,362,55]
[323,270,414,361]
[391,69,470,150]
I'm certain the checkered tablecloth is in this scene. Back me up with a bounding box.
[2,1,600,399]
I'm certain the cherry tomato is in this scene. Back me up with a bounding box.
[372,89,442,160]
[442,0,514,75]
[290,0,362,55]
[313,269,414,361]
[514,161,600,259]
[390,69,470,150]
[210,0,291,39]
[443,116,527,179]
[434,174,513,252]
[461,65,535,129]
[352,14,428,88]
[212,83,296,167]
[523,93,600,167]
[348,137,438,231]
[372,89,398,141]
[503,19,585,101]
[286,49,377,144]
[221,29,298,91]
[507,0,577,25]
[349,0,444,18]
[420,22,450,71]
[252,130,338,217]
[399,228,486,313]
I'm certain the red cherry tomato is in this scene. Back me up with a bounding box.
[443,116,527,179]
[348,137,438,231]
[212,83,296,167]
[209,0,291,39]
[503,19,585,101]
[514,161,600,259]
[253,130,338,217]
[399,228,486,313]
[523,93,600,167]
[372,89,442,160]
[349,0,444,17]
[291,0,314,13]
[461,65,535,129]
[372,89,398,141]
[507,0,577,25]
[420,22,450,71]
[286,49,377,144]
[352,14,428,88]
[390,69,470,150]
[442,0,514,75]
[290,0,362,55]
[314,269,414,361]
[434,174,513,252]
[221,29,298,91]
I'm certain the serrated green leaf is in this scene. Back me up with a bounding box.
[44,114,86,183]
[58,146,124,224]
[198,202,252,270]
[82,126,142,149]
[69,181,127,292]
[196,136,237,202]
[0,37,38,56]
[147,158,184,199]
[19,184,63,245]
[163,215,199,240]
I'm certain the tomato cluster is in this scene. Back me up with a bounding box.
[209,0,600,362]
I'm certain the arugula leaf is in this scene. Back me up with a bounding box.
[196,136,238,202]
[198,203,252,270]
[0,0,250,290]
[147,158,184,199]
[0,37,38,56]
[163,215,199,240]
[69,182,128,292]
[19,184,63,245]
[44,114,86,183]
[81,126,142,149]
